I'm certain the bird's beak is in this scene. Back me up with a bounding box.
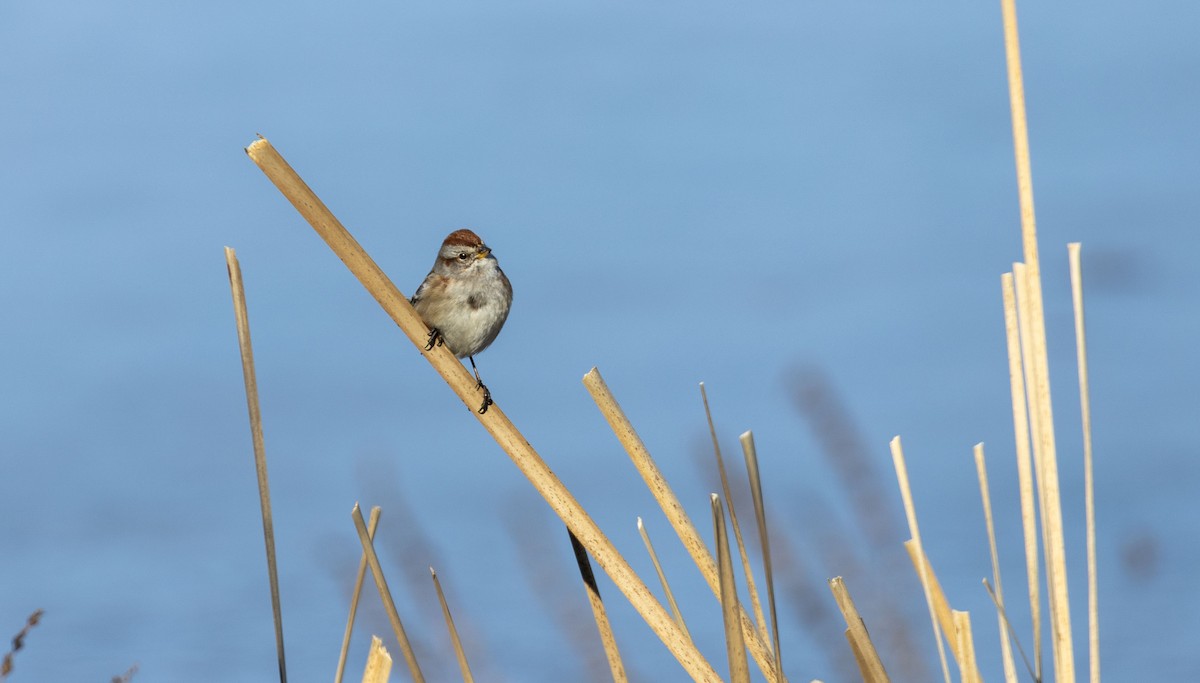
[475,247,491,259]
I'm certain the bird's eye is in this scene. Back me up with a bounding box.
[458,252,469,260]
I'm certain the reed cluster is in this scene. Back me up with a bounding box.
[224,1,1101,680]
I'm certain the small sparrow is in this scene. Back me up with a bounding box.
[411,229,513,414]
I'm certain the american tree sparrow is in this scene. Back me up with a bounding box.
[411,229,512,414]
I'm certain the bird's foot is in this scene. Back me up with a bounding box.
[424,328,445,351]
[476,381,493,414]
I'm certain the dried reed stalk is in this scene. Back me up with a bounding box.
[1014,260,1071,683]
[1000,0,1075,677]
[583,368,782,681]
[224,247,288,683]
[845,636,871,683]
[336,506,383,683]
[740,431,783,678]
[951,611,980,683]
[828,577,889,683]
[567,531,628,683]
[974,444,1018,683]
[902,541,982,682]
[1019,257,1073,681]
[361,636,393,683]
[1000,271,1041,680]
[889,438,951,683]
[638,517,692,640]
[712,494,751,683]
[1068,243,1099,683]
[430,568,475,683]
[351,504,425,682]
[700,384,771,647]
[245,138,716,682]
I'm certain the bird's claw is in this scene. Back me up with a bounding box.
[424,328,445,351]
[476,381,493,414]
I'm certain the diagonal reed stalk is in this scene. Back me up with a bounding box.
[245,138,717,682]
[889,438,952,683]
[567,530,628,683]
[225,247,288,683]
[336,506,382,683]
[352,503,424,682]
[984,579,1038,683]
[637,517,692,640]
[430,567,475,683]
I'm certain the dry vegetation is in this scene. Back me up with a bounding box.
[222,1,1104,681]
[1,610,43,681]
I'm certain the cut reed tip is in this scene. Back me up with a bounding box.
[245,136,269,155]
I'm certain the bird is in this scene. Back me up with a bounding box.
[410,229,512,414]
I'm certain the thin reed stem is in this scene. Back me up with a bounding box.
[740,431,783,679]
[712,494,751,683]
[225,247,287,683]
[430,568,475,683]
[638,518,691,640]
[700,384,771,651]
[984,579,1038,683]
[1068,243,1099,683]
[975,444,1019,683]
